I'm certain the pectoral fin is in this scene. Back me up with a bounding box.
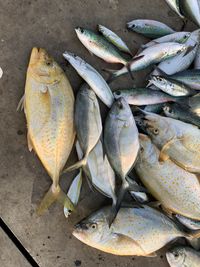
[17,94,25,111]
[27,132,33,152]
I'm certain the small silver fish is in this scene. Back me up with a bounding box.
[180,0,200,27]
[63,52,114,107]
[164,0,185,18]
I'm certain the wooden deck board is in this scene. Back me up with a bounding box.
[0,0,195,266]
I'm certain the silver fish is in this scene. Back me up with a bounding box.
[98,25,132,55]
[64,170,82,218]
[157,29,200,75]
[175,214,200,230]
[170,69,200,90]
[180,0,200,27]
[166,246,200,267]
[164,0,185,18]
[104,97,139,224]
[149,75,195,96]
[75,27,128,65]
[63,52,114,107]
[73,205,200,256]
[194,44,200,69]
[127,19,175,38]
[142,32,190,49]
[106,42,188,82]
[64,84,102,172]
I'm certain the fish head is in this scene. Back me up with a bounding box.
[166,247,186,267]
[138,112,174,147]
[126,20,141,31]
[179,32,191,44]
[163,103,176,117]
[110,97,132,121]
[73,208,110,246]
[138,134,157,160]
[63,51,87,75]
[29,47,62,84]
[75,27,90,42]
[150,75,172,89]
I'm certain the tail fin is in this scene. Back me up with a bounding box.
[108,179,129,227]
[36,184,74,216]
[63,156,87,173]
[102,68,118,84]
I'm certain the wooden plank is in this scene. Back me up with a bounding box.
[0,0,195,267]
[0,229,31,267]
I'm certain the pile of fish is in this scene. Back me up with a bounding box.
[19,0,200,266]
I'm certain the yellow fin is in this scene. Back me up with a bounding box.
[27,132,33,152]
[36,184,74,216]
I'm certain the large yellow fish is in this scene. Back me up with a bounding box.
[22,47,75,214]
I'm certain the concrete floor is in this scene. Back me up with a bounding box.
[0,0,196,266]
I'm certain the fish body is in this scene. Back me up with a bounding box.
[104,98,139,223]
[135,134,200,220]
[175,214,200,230]
[75,27,127,65]
[143,103,164,114]
[157,29,200,75]
[75,140,116,204]
[142,32,190,49]
[24,48,75,214]
[166,246,200,267]
[73,205,192,256]
[64,170,82,218]
[164,0,185,18]
[149,76,194,96]
[65,84,102,172]
[180,0,200,27]
[127,19,175,38]
[163,103,200,128]
[194,44,200,69]
[113,88,185,105]
[138,113,200,173]
[107,42,188,81]
[63,52,114,107]
[98,25,132,55]
[170,69,200,90]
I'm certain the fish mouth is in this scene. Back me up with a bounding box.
[29,47,50,65]
[126,22,135,29]
[63,51,77,60]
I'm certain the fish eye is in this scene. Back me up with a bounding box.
[46,61,52,66]
[91,223,97,229]
[174,252,179,258]
[140,147,144,153]
[153,128,159,135]
[68,209,72,214]
[115,91,121,96]
[157,77,163,82]
[131,24,136,28]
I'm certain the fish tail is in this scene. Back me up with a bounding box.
[102,68,119,83]
[63,156,88,173]
[108,179,129,227]
[36,184,74,216]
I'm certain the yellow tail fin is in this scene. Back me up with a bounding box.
[36,184,74,216]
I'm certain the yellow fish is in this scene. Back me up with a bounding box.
[22,47,75,214]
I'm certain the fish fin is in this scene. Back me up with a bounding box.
[159,150,169,162]
[112,233,147,256]
[126,176,147,193]
[183,44,197,57]
[148,201,161,208]
[17,94,25,111]
[181,18,188,31]
[153,67,168,77]
[27,132,33,152]
[145,252,157,258]
[36,184,74,216]
[126,62,134,80]
[63,156,88,173]
[108,179,129,227]
[102,68,118,83]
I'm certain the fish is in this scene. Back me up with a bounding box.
[175,214,200,230]
[189,94,200,116]
[105,42,189,82]
[98,24,132,55]
[135,134,200,220]
[63,52,114,107]
[129,190,149,203]
[164,0,185,18]
[127,19,175,38]
[23,48,75,215]
[180,0,200,27]
[104,97,139,224]
[75,140,117,209]
[75,27,128,65]
[149,75,195,96]
[142,32,190,49]
[157,29,200,75]
[170,69,200,90]
[166,246,200,267]
[137,112,200,173]
[163,103,200,128]
[143,103,165,114]
[64,84,102,172]
[194,44,200,69]
[64,170,82,218]
[113,88,188,105]
[73,205,200,256]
